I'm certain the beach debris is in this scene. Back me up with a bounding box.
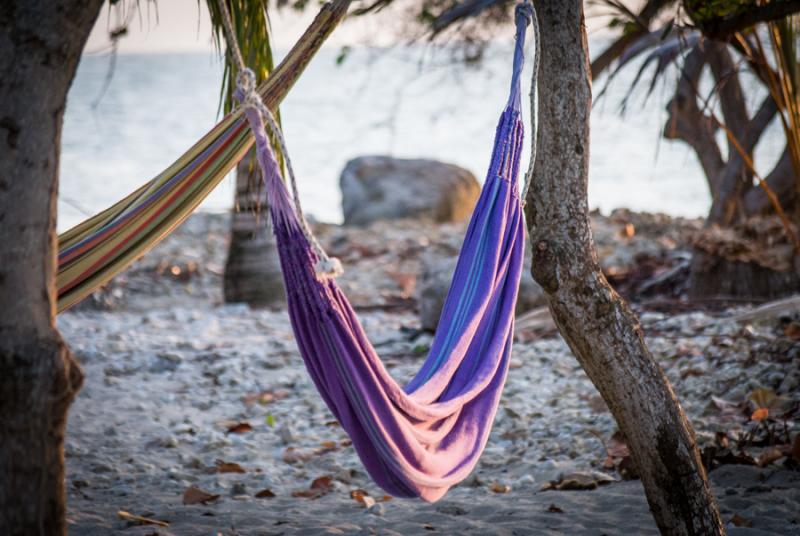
[155,260,199,282]
[255,488,276,499]
[183,486,221,505]
[546,504,565,514]
[707,396,749,424]
[600,430,637,480]
[242,389,290,406]
[489,482,511,494]
[214,459,245,474]
[747,388,787,422]
[542,472,615,491]
[224,421,253,435]
[117,510,169,527]
[292,476,334,499]
[350,489,376,508]
[729,514,753,528]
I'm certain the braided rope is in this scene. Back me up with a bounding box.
[215,0,343,278]
[519,0,540,207]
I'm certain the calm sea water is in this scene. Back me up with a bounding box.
[59,43,783,231]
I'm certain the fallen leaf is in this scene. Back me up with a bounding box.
[283,447,312,464]
[757,447,786,467]
[546,504,564,514]
[489,482,510,494]
[730,514,753,527]
[311,476,333,489]
[117,510,169,527]
[747,388,778,410]
[255,488,276,499]
[183,486,220,505]
[350,489,377,508]
[225,422,253,435]
[620,223,635,238]
[714,431,729,449]
[601,431,637,479]
[607,431,630,459]
[215,459,246,474]
[350,489,369,503]
[751,408,769,421]
[242,389,290,406]
[292,476,334,499]
[784,322,800,340]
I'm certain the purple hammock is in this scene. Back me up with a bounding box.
[242,6,533,503]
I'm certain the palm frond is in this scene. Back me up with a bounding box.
[205,0,283,170]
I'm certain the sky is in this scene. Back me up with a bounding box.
[84,0,413,55]
[84,0,618,55]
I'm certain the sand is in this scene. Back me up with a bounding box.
[59,213,800,535]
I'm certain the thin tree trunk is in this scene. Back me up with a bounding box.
[0,1,103,534]
[525,2,725,535]
[224,149,285,305]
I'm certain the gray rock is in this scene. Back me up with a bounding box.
[366,502,385,516]
[418,249,546,331]
[340,156,480,226]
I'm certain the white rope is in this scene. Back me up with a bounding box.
[520,0,540,208]
[215,0,343,279]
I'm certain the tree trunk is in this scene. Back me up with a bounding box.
[0,1,103,534]
[525,2,725,535]
[224,149,286,305]
[689,251,800,301]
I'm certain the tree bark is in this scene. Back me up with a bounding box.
[525,2,725,535]
[0,1,103,534]
[223,150,286,305]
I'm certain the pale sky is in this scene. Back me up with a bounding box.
[84,0,618,55]
[84,0,411,55]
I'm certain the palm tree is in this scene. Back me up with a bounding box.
[207,0,287,306]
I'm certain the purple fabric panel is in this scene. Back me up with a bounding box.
[240,7,531,502]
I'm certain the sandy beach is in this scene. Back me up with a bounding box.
[59,212,800,535]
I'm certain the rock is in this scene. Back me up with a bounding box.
[366,502,385,516]
[340,156,480,226]
[418,249,546,331]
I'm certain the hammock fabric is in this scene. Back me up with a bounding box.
[242,8,533,502]
[55,0,351,313]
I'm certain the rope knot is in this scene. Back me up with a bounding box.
[237,68,257,94]
[515,1,533,26]
[315,256,344,280]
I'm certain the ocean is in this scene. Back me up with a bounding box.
[59,42,783,231]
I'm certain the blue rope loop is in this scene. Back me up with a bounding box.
[507,0,533,111]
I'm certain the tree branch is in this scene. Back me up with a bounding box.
[591,0,677,78]
[708,94,779,224]
[692,0,800,40]
[431,0,507,34]
[664,47,724,190]
[744,149,797,214]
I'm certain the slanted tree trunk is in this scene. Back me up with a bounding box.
[525,2,725,534]
[223,150,285,305]
[0,1,103,534]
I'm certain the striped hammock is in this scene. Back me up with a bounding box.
[56,0,351,313]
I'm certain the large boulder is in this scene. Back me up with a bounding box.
[340,156,480,226]
[418,247,546,332]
